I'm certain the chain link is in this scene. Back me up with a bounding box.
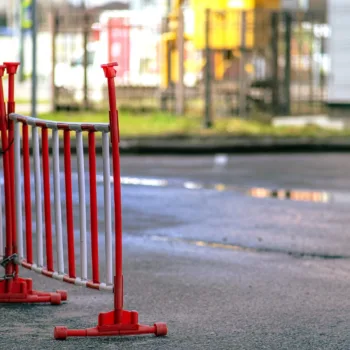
[0,137,14,155]
[0,272,16,281]
[0,254,19,268]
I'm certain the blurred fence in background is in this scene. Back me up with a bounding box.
[49,6,162,111]
[200,8,329,120]
[5,3,329,120]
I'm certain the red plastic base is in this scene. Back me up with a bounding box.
[0,277,67,304]
[54,309,167,340]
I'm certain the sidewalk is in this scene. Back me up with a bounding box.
[118,136,350,154]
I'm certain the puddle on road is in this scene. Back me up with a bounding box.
[0,174,346,206]
[119,176,341,205]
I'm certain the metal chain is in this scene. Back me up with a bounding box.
[0,254,19,280]
[0,254,19,268]
[0,272,16,281]
[0,137,14,154]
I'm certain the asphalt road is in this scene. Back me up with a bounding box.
[1,153,350,349]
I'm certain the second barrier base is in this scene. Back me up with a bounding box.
[0,277,68,304]
[54,309,167,339]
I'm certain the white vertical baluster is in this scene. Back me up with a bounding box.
[32,125,43,267]
[102,131,113,285]
[52,129,64,274]
[76,130,87,280]
[14,121,24,258]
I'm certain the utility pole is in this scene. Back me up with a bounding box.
[31,0,37,118]
[204,9,212,128]
[175,8,185,115]
[19,26,24,81]
[19,0,33,82]
[50,8,58,112]
[283,11,291,115]
[271,11,279,116]
[238,11,247,118]
[82,0,89,109]
[167,0,172,14]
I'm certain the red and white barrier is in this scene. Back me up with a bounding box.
[10,113,115,291]
[0,63,65,304]
[0,61,167,339]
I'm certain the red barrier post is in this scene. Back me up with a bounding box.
[54,62,167,340]
[0,62,67,304]
[4,63,19,278]
[42,127,54,272]
[63,130,76,279]
[4,62,19,115]
[0,65,14,292]
[4,62,19,278]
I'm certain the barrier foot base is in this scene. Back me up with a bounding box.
[0,277,67,304]
[54,309,167,340]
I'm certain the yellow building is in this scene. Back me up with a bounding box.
[161,0,280,88]
[191,0,280,50]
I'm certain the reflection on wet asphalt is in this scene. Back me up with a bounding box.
[119,153,350,192]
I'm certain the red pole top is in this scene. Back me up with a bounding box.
[3,62,20,75]
[101,61,118,116]
[101,62,118,79]
[0,65,5,78]
[4,63,19,108]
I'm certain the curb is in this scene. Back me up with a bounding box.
[28,136,350,155]
[116,136,350,154]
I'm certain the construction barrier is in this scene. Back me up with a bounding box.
[0,62,167,339]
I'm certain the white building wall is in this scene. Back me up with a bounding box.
[327,0,350,104]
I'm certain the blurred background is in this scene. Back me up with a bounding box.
[1,0,345,132]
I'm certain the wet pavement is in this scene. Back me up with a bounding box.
[1,153,350,349]
[119,153,350,192]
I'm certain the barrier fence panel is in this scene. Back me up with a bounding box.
[9,113,113,289]
[0,60,167,340]
[0,63,67,304]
